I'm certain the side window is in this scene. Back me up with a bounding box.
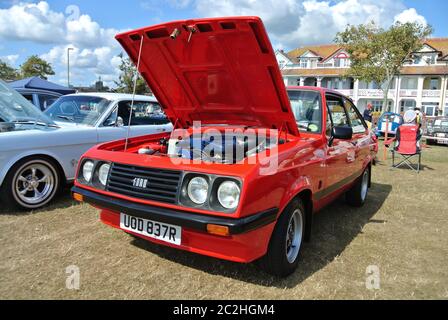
[105,101,169,127]
[287,90,322,134]
[22,94,34,104]
[104,107,118,126]
[344,98,367,134]
[326,94,349,129]
[39,95,58,110]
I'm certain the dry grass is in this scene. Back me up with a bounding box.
[0,143,447,300]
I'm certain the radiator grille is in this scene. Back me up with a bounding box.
[107,163,182,204]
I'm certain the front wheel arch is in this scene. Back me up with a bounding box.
[295,189,313,242]
[276,189,313,243]
[13,154,67,186]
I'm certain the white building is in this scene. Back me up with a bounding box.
[277,38,448,117]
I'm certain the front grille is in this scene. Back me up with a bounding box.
[107,163,182,204]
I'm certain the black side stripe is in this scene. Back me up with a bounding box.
[314,169,364,201]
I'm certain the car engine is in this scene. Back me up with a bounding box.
[167,133,277,164]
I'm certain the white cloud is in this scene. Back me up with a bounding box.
[66,14,119,48]
[0,1,66,43]
[394,8,427,26]
[0,54,19,66]
[0,1,124,87]
[41,45,121,86]
[290,0,406,46]
[0,1,120,47]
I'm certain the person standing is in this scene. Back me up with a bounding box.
[363,103,373,123]
[414,107,423,129]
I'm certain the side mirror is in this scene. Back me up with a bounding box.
[329,126,353,146]
[116,116,124,127]
[105,116,124,127]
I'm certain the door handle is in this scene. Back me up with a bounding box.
[346,156,356,163]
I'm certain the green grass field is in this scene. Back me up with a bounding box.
[1,143,447,299]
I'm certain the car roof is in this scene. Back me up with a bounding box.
[64,92,158,102]
[15,88,63,96]
[286,86,345,96]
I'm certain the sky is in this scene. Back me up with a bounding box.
[0,0,446,88]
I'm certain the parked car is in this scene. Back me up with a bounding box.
[9,76,76,111]
[72,17,378,277]
[16,88,62,111]
[426,117,448,145]
[0,82,172,210]
[375,112,404,137]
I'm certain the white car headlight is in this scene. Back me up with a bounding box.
[82,161,94,182]
[98,163,111,186]
[187,177,209,205]
[217,181,240,210]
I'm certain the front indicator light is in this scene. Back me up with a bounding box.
[207,224,230,237]
[73,193,84,202]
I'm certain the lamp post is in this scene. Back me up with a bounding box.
[67,47,74,87]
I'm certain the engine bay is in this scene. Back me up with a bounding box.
[115,129,282,164]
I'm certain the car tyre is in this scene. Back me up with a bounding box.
[0,157,62,211]
[259,199,305,277]
[346,167,370,207]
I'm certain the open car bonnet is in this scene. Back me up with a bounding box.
[115,17,299,136]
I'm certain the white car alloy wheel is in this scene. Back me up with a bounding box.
[285,209,304,264]
[11,159,59,209]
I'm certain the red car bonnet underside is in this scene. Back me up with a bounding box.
[115,16,300,136]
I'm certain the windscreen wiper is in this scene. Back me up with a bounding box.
[13,120,59,128]
[56,115,75,122]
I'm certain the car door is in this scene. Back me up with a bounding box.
[325,94,356,190]
[97,100,172,143]
[343,98,370,174]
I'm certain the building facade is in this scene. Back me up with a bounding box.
[277,38,448,117]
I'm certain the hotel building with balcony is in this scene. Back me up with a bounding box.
[276,38,448,117]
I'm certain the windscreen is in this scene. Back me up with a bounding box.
[45,95,111,126]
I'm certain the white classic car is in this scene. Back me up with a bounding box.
[0,80,172,210]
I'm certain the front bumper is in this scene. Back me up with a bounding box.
[72,186,278,263]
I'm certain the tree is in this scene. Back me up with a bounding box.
[114,53,151,95]
[336,22,432,112]
[0,59,19,81]
[20,55,55,80]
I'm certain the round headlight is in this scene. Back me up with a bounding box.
[98,163,111,186]
[217,181,240,210]
[187,177,209,205]
[82,161,94,182]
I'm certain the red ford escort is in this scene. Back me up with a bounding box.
[72,17,378,277]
